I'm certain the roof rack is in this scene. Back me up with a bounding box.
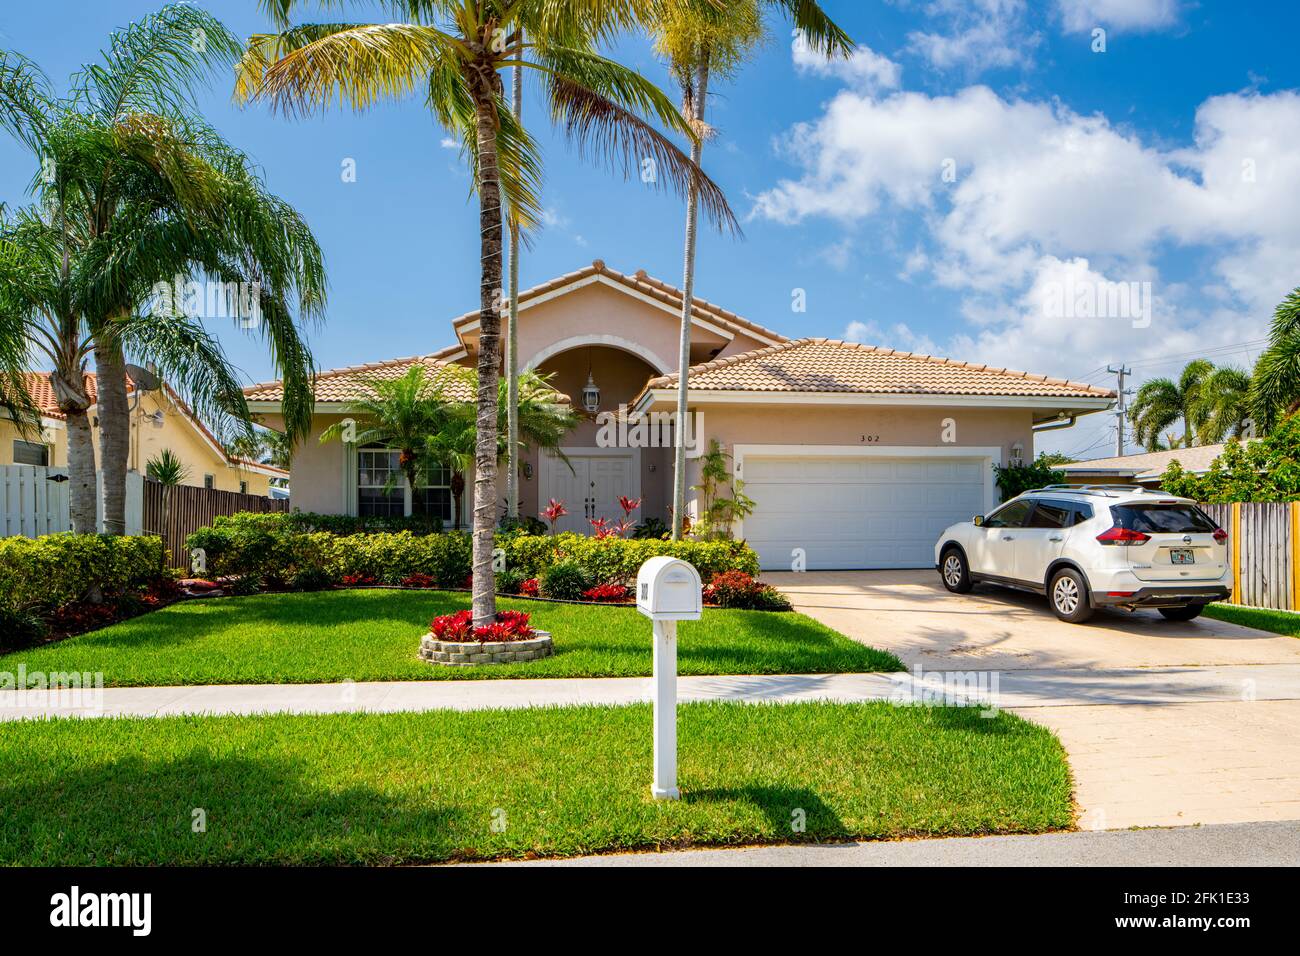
[1031,483,1153,497]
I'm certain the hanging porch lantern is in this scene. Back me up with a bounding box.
[582,370,601,413]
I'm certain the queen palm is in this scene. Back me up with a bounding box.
[1,5,327,535]
[1251,287,1300,432]
[650,0,852,539]
[1128,359,1214,451]
[1193,365,1253,444]
[238,0,736,624]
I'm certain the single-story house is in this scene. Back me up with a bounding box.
[1061,443,1228,489]
[1,372,286,496]
[245,260,1115,570]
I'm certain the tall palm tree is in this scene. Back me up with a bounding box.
[1194,365,1253,444]
[238,0,736,625]
[650,0,851,539]
[1128,359,1214,452]
[1251,287,1300,433]
[1,5,327,535]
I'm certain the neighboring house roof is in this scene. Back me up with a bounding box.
[1062,443,1228,481]
[633,338,1117,403]
[245,349,476,405]
[20,371,286,479]
[448,259,788,348]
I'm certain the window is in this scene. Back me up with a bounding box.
[412,461,453,523]
[204,474,215,490]
[1027,500,1073,529]
[239,480,248,495]
[357,446,403,517]
[1111,503,1217,534]
[984,500,1034,528]
[12,440,48,466]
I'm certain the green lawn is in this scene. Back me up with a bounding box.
[0,702,1073,865]
[1203,602,1300,636]
[1,589,902,686]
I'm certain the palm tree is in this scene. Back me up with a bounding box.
[146,448,190,486]
[320,364,465,497]
[1193,365,1253,444]
[1128,359,1213,451]
[425,368,578,528]
[227,427,293,469]
[237,0,736,625]
[1,6,327,536]
[1252,287,1300,432]
[650,0,852,539]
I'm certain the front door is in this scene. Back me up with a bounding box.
[544,452,635,534]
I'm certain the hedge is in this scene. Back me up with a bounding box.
[205,510,444,536]
[0,534,166,612]
[185,525,760,590]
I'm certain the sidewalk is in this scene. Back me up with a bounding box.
[5,664,1300,721]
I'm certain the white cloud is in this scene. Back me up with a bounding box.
[1056,0,1181,34]
[905,0,1040,74]
[439,137,459,150]
[793,35,902,94]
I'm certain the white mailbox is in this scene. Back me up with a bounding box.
[636,556,702,621]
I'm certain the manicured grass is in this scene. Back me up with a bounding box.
[0,702,1073,864]
[1203,602,1300,636]
[0,589,902,686]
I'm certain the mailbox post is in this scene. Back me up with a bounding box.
[636,557,703,800]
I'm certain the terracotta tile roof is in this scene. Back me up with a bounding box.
[243,348,476,404]
[1063,443,1229,479]
[450,259,789,346]
[636,339,1117,401]
[22,371,132,418]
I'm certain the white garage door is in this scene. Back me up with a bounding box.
[740,455,988,571]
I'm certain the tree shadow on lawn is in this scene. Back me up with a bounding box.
[685,784,851,842]
[0,749,468,866]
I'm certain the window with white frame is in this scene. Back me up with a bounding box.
[357,445,453,521]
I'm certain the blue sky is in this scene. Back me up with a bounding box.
[2,1,1296,460]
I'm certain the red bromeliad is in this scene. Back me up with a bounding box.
[429,608,535,643]
[541,498,568,534]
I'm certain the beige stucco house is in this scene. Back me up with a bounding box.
[245,260,1115,569]
[1061,443,1229,489]
[2,372,286,496]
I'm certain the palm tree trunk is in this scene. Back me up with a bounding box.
[671,60,710,541]
[471,88,504,627]
[65,407,97,533]
[94,335,131,536]
[505,32,523,521]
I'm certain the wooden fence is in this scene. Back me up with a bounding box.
[142,480,287,569]
[1,465,143,537]
[1201,502,1300,611]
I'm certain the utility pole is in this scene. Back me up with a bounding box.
[1107,364,1133,457]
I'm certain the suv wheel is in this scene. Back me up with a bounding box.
[940,548,972,593]
[1048,568,1094,623]
[1158,605,1204,622]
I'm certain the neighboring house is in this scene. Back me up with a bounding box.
[1,372,287,496]
[1061,444,1228,489]
[245,260,1115,569]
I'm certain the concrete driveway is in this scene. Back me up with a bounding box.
[767,569,1300,830]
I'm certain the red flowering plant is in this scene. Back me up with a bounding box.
[342,573,377,587]
[541,499,568,534]
[429,609,535,643]
[401,573,437,589]
[582,582,629,603]
[702,571,791,611]
[519,577,540,597]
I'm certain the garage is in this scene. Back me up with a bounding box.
[736,451,992,571]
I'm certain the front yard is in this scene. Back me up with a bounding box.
[0,701,1072,865]
[1,589,902,686]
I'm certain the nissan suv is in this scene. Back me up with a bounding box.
[933,486,1231,623]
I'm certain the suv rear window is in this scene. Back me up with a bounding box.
[1110,503,1218,534]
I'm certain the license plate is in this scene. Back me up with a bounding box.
[1170,549,1195,565]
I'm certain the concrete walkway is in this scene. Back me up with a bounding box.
[476,819,1300,867]
[7,664,1300,721]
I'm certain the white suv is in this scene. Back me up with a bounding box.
[933,485,1231,623]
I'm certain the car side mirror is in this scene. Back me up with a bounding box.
[972,515,985,527]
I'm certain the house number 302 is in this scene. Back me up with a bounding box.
[860,434,881,443]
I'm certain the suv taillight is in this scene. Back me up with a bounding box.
[1096,526,1150,546]
[1213,527,1228,544]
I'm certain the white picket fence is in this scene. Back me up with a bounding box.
[0,465,142,538]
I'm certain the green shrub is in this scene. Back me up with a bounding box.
[291,566,336,592]
[0,534,165,614]
[540,560,590,600]
[632,517,670,539]
[502,533,759,584]
[208,510,443,537]
[0,606,49,650]
[495,568,526,595]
